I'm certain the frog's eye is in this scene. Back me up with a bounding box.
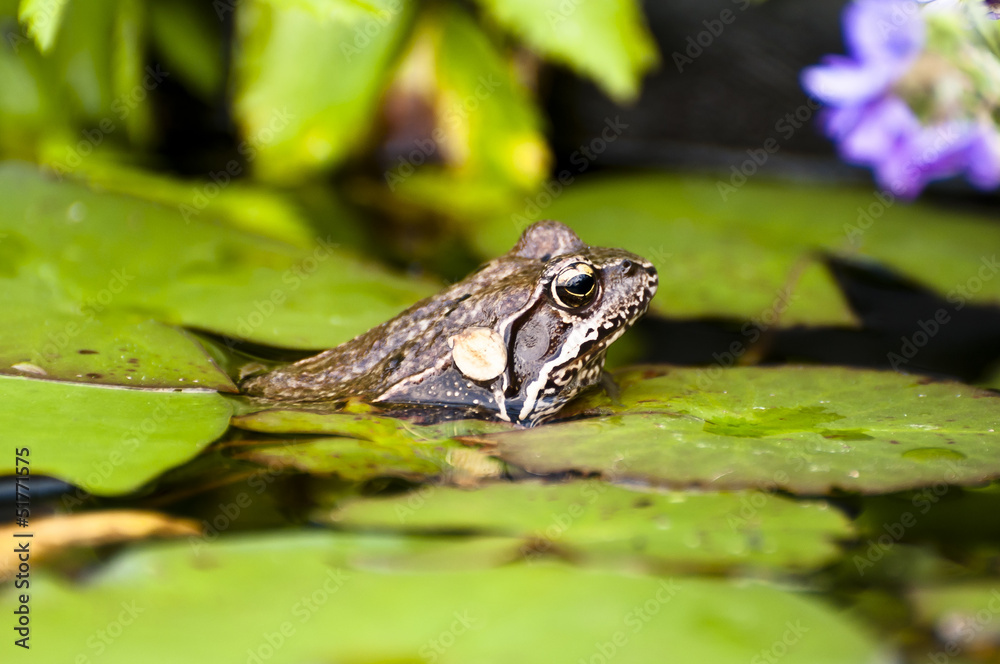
[552,262,598,309]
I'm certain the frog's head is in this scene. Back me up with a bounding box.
[498,221,658,425]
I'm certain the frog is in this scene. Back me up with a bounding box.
[241,220,658,426]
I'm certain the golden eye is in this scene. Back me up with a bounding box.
[551,262,598,309]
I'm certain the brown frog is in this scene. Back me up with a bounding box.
[242,221,658,426]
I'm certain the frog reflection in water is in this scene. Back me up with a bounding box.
[242,221,658,426]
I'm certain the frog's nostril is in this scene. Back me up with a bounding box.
[621,259,636,276]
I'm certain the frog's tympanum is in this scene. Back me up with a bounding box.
[242,221,658,426]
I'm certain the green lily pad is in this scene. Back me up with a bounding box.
[0,375,232,495]
[327,480,853,572]
[230,408,510,482]
[232,0,413,183]
[68,161,317,247]
[467,366,1000,495]
[9,531,887,664]
[0,162,436,349]
[229,436,461,483]
[472,0,659,102]
[232,406,514,439]
[472,175,1000,326]
[1,273,235,389]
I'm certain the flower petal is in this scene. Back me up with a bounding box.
[838,96,920,166]
[964,126,1000,189]
[844,0,925,68]
[802,56,896,107]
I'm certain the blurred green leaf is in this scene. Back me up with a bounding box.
[258,0,391,20]
[0,19,66,159]
[473,175,1000,326]
[385,6,549,216]
[6,0,159,165]
[232,0,414,182]
[68,161,317,246]
[46,0,116,118]
[328,480,853,572]
[10,531,887,664]
[471,365,1000,495]
[472,0,659,102]
[0,375,232,495]
[17,0,69,53]
[0,162,437,350]
[148,0,224,100]
[111,0,152,145]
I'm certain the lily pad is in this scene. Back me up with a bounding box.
[232,406,514,439]
[0,162,436,350]
[466,366,1000,495]
[228,436,483,483]
[472,175,1000,326]
[8,531,887,664]
[1,274,235,389]
[230,408,510,483]
[0,375,232,495]
[327,480,853,572]
[69,161,318,246]
[472,0,659,102]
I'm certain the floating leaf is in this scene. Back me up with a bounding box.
[1,274,235,389]
[231,408,510,483]
[473,175,1000,326]
[232,0,413,182]
[8,531,887,664]
[0,375,232,495]
[327,480,853,572]
[68,161,318,246]
[0,163,435,350]
[232,406,514,439]
[472,0,659,102]
[466,366,1000,495]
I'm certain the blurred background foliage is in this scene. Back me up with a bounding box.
[0,0,656,231]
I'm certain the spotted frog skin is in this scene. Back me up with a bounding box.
[242,221,658,426]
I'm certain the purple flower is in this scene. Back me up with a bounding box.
[803,0,924,108]
[802,0,1000,197]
